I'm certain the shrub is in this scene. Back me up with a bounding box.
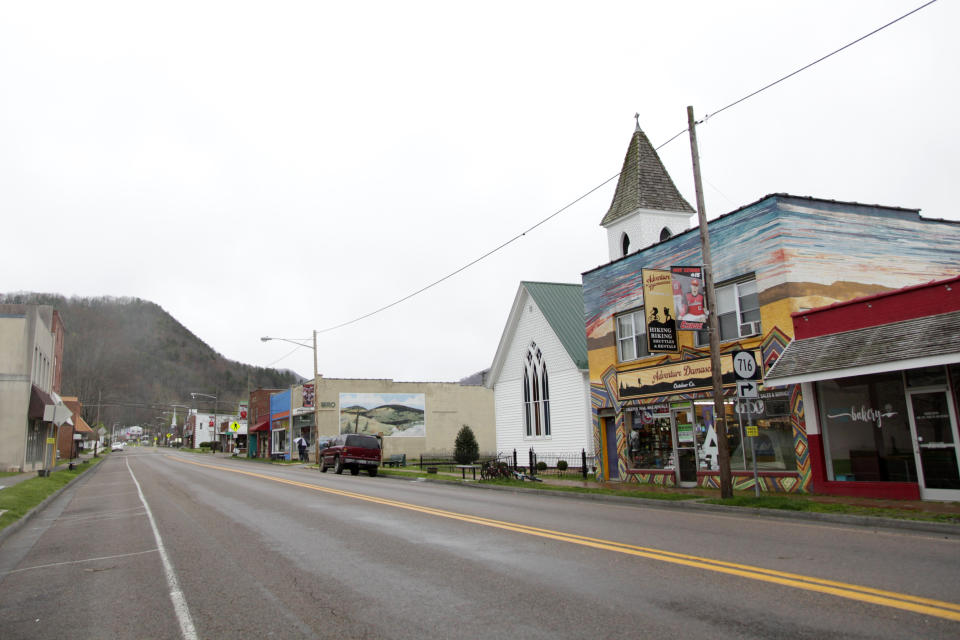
[453,425,479,464]
[557,460,568,471]
[536,461,547,471]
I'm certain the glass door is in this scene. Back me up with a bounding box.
[671,403,698,487]
[907,389,960,500]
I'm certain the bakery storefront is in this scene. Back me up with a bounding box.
[764,276,960,501]
[610,351,801,490]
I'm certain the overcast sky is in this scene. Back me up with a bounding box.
[4,1,958,383]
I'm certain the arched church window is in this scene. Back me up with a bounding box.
[660,227,672,241]
[621,233,630,256]
[522,342,551,437]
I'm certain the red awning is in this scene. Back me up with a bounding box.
[250,419,270,433]
[28,385,53,420]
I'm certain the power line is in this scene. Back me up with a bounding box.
[307,0,936,338]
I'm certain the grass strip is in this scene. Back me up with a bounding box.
[701,495,960,523]
[0,458,103,532]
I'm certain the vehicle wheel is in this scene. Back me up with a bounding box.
[334,456,343,474]
[350,466,360,476]
[320,459,328,473]
[368,467,378,477]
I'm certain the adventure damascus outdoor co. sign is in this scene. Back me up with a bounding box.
[617,353,758,400]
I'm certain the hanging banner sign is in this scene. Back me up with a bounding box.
[302,383,315,408]
[642,269,679,353]
[618,353,738,400]
[671,266,708,331]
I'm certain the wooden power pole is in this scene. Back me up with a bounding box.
[687,106,733,499]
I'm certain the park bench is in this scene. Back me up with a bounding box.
[384,453,406,467]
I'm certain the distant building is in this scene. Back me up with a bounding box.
[301,377,494,463]
[0,304,70,472]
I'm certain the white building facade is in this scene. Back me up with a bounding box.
[487,282,593,467]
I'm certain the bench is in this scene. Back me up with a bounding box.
[384,454,406,467]
[456,464,479,480]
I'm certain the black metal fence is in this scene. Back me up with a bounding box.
[412,449,595,480]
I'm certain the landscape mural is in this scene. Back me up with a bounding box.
[338,393,426,437]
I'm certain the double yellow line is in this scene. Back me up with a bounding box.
[171,457,960,622]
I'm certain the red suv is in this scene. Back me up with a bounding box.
[319,434,382,476]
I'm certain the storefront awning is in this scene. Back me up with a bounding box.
[28,385,52,419]
[74,415,94,433]
[250,419,270,433]
[765,310,960,387]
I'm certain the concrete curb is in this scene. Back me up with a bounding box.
[0,457,105,547]
[383,472,960,537]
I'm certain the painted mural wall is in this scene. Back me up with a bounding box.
[338,392,426,437]
[584,195,960,385]
[582,195,960,489]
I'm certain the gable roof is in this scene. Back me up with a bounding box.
[600,123,694,226]
[522,282,588,370]
[487,282,588,388]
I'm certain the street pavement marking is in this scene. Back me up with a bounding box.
[1,549,159,576]
[170,456,960,623]
[128,458,198,640]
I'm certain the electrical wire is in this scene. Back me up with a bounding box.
[305,0,937,338]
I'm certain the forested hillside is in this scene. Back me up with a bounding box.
[1,293,300,430]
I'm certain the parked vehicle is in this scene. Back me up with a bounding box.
[319,434,381,476]
[111,442,124,452]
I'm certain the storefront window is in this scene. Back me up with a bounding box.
[816,372,916,482]
[694,401,761,471]
[626,407,674,469]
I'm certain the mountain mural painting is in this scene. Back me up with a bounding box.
[338,393,426,437]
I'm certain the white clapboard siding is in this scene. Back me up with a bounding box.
[491,288,592,461]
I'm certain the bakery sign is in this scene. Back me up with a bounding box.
[618,354,740,400]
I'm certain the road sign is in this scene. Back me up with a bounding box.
[735,399,764,414]
[229,421,240,432]
[746,425,759,437]
[736,380,759,398]
[732,350,760,380]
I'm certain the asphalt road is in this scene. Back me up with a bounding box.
[1,448,958,639]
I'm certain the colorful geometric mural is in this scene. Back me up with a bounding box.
[580,194,960,491]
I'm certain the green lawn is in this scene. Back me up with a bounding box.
[0,458,103,532]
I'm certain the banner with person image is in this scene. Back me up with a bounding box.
[671,266,709,331]
[641,269,679,353]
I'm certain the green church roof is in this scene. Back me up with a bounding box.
[522,282,588,370]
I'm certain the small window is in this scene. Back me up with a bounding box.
[616,309,649,362]
[621,233,630,256]
[659,227,672,241]
[696,277,761,345]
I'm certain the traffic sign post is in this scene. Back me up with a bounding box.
[747,424,760,497]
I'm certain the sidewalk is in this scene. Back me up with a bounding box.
[0,452,100,490]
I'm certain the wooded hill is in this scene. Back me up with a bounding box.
[1,293,300,431]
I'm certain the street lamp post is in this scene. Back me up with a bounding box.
[190,392,218,452]
[261,331,319,466]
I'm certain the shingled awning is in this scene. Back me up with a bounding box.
[765,310,960,387]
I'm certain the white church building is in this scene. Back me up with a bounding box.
[486,120,695,470]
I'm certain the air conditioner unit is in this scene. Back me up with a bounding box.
[739,320,761,337]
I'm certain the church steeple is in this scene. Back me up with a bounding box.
[601,119,695,260]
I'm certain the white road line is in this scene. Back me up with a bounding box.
[1,549,159,575]
[127,458,198,640]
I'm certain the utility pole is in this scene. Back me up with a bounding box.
[687,105,733,499]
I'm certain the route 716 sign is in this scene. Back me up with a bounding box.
[731,350,761,380]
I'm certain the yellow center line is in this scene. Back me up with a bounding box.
[169,456,960,622]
